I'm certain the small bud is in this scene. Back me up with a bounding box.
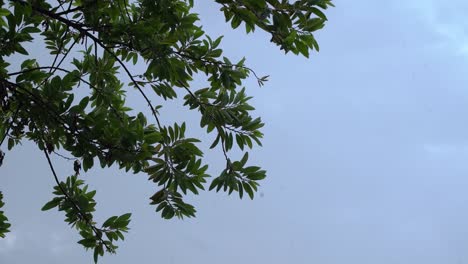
[74,159,81,175]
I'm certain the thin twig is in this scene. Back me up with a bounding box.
[48,26,70,75]
[55,6,83,17]
[43,148,112,252]
[176,81,233,162]
[27,4,163,130]
[53,150,75,161]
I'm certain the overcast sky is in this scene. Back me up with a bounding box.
[3,0,468,263]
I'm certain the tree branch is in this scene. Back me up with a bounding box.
[43,148,113,252]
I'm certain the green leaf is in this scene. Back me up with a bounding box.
[238,181,244,199]
[41,197,61,211]
[145,132,162,144]
[78,96,90,112]
[210,134,221,149]
[83,156,93,171]
[78,238,97,248]
[240,152,248,167]
[0,192,10,238]
[310,7,327,20]
[7,138,14,150]
[114,213,131,228]
[243,182,254,199]
[93,246,99,263]
[0,9,11,16]
[102,216,118,228]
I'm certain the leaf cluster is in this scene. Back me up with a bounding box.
[0,192,10,238]
[0,0,332,261]
[216,0,334,57]
[42,175,131,263]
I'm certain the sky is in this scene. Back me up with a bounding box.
[2,0,468,263]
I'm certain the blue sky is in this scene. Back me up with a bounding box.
[3,0,468,263]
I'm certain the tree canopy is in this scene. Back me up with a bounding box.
[0,0,333,262]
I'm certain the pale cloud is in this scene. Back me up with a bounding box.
[423,143,468,156]
[49,232,67,255]
[0,229,70,256]
[0,232,17,253]
[405,0,468,55]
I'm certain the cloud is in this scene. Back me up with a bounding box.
[423,143,468,156]
[406,0,468,55]
[0,232,17,253]
[49,232,68,255]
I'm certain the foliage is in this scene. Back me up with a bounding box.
[0,0,333,262]
[0,192,10,238]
